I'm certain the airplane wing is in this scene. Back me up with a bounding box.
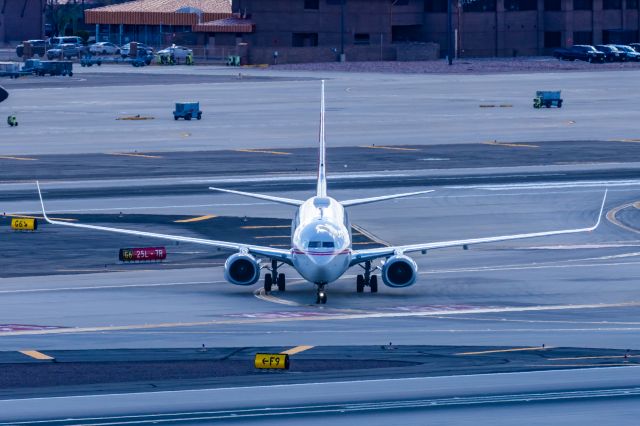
[350,190,607,266]
[341,190,434,207]
[37,182,292,264]
[209,187,304,206]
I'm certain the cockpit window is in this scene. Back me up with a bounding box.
[322,241,335,248]
[308,241,321,248]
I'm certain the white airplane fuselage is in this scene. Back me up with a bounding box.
[291,196,352,284]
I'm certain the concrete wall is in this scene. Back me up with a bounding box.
[0,0,45,44]
[247,43,438,64]
[420,0,640,57]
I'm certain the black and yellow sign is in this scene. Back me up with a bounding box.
[11,217,37,231]
[254,353,290,370]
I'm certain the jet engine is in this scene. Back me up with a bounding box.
[224,253,261,286]
[381,255,418,288]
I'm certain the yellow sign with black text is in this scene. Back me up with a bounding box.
[254,353,290,370]
[11,217,37,231]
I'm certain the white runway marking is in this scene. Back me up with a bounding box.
[455,179,640,191]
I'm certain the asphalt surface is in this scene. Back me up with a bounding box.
[4,65,640,155]
[1,65,640,424]
[0,214,379,277]
[2,140,640,185]
[0,345,637,398]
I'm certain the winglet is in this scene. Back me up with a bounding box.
[36,181,53,224]
[591,189,608,231]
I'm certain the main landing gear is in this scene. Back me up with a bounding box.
[356,260,378,293]
[316,284,327,304]
[264,259,286,293]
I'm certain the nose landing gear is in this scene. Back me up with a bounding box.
[264,259,286,293]
[315,284,327,304]
[356,260,378,293]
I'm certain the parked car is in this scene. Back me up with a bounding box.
[15,39,49,58]
[120,42,154,57]
[611,45,640,61]
[553,45,606,63]
[89,42,120,55]
[594,45,624,62]
[50,36,83,47]
[629,43,640,52]
[46,43,81,60]
[156,45,192,63]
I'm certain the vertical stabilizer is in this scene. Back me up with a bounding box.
[317,80,327,197]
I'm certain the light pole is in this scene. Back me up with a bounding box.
[340,0,345,61]
[447,0,453,65]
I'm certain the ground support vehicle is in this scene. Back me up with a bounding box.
[533,91,563,108]
[0,62,32,78]
[157,46,193,65]
[80,55,151,67]
[80,57,103,67]
[173,102,202,120]
[34,61,73,77]
[227,55,241,66]
[16,40,49,58]
[22,59,41,73]
[7,114,18,127]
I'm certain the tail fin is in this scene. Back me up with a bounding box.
[317,80,327,197]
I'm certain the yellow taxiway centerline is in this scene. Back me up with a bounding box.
[19,350,54,360]
[0,156,38,161]
[548,355,640,361]
[254,235,290,239]
[8,214,77,222]
[360,145,420,151]
[606,202,640,235]
[235,149,291,155]
[456,346,550,356]
[351,224,391,247]
[108,152,163,159]
[482,141,539,148]
[281,345,315,355]
[174,215,217,223]
[608,138,640,143]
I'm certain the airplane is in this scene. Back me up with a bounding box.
[0,86,8,103]
[37,81,608,304]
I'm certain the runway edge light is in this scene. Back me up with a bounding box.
[255,353,290,370]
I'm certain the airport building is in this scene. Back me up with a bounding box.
[83,0,640,60]
[0,0,46,44]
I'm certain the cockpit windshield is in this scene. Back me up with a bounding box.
[307,241,335,249]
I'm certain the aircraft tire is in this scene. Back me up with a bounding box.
[264,274,273,292]
[370,275,378,293]
[356,275,364,293]
[277,273,286,291]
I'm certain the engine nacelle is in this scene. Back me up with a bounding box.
[224,253,261,286]
[381,255,418,288]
